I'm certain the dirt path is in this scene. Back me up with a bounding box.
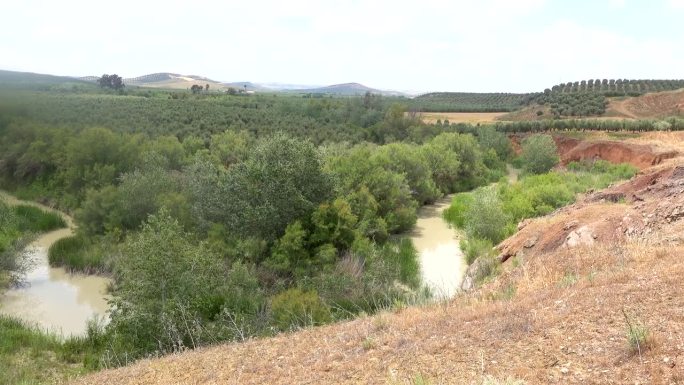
[608,99,638,119]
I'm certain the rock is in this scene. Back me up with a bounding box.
[671,166,684,180]
[517,219,531,231]
[563,220,579,230]
[461,276,474,292]
[523,235,539,248]
[565,226,595,248]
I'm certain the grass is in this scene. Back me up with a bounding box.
[622,309,653,356]
[481,376,526,385]
[0,316,104,385]
[558,272,579,288]
[385,238,421,289]
[12,205,66,232]
[48,234,109,274]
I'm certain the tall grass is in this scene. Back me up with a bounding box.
[0,315,104,385]
[384,238,421,289]
[12,205,66,232]
[48,235,109,274]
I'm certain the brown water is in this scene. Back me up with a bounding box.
[409,196,466,299]
[0,192,111,336]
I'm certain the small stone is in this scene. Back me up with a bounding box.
[560,367,569,374]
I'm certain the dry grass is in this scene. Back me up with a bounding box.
[415,112,507,124]
[70,238,684,385]
[70,142,684,385]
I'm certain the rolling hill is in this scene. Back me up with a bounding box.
[0,70,91,88]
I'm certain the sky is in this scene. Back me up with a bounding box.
[2,0,683,93]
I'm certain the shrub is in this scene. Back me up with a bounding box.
[460,237,494,265]
[464,187,510,244]
[271,288,331,331]
[442,193,474,228]
[519,134,559,174]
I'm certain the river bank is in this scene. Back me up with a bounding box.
[0,191,111,337]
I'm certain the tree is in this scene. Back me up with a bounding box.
[221,134,333,241]
[109,210,238,352]
[520,134,559,174]
[205,84,210,91]
[98,74,125,90]
[190,84,203,94]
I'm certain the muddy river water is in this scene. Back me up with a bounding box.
[0,192,110,336]
[0,191,465,335]
[409,195,466,299]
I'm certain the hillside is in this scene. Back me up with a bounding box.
[411,92,533,113]
[605,89,684,119]
[500,89,684,122]
[291,82,382,96]
[122,72,228,90]
[0,70,91,88]
[71,133,684,385]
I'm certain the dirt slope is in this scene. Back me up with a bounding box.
[554,136,679,170]
[71,138,684,385]
[606,89,684,119]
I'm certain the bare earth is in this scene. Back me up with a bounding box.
[71,135,684,385]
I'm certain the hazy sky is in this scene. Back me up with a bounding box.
[2,0,683,92]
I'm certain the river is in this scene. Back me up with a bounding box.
[0,192,111,336]
[0,190,465,334]
[409,195,466,299]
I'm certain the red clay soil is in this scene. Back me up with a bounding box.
[555,136,679,170]
[498,161,684,264]
[510,135,678,169]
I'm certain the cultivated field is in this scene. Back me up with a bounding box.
[416,111,507,124]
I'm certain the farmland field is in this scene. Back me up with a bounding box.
[415,111,507,124]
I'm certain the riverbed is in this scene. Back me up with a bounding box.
[0,192,111,336]
[409,195,466,299]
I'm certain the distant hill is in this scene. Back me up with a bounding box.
[0,69,91,88]
[291,83,384,96]
[222,82,267,92]
[119,73,228,90]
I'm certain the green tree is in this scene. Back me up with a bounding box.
[98,74,125,90]
[109,210,262,353]
[222,134,333,241]
[520,134,559,174]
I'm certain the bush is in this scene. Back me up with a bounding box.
[460,237,494,265]
[464,188,510,244]
[442,193,474,228]
[271,288,331,331]
[519,134,559,174]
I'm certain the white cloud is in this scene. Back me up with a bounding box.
[668,0,684,8]
[0,0,682,92]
